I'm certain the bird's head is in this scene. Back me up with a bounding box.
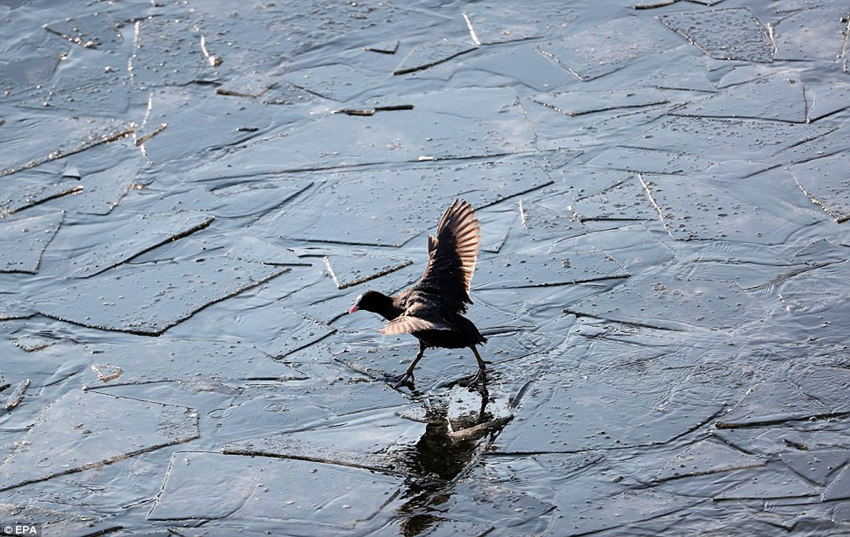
[348,290,389,314]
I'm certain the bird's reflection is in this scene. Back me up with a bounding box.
[395,384,510,536]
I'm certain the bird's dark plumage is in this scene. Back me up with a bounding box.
[349,199,488,388]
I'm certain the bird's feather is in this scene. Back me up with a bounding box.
[410,199,481,314]
[380,315,450,335]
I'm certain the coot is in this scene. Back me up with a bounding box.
[348,199,487,388]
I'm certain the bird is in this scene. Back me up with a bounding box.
[348,199,487,389]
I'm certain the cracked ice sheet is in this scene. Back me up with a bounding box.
[462,2,575,45]
[467,44,577,91]
[223,236,311,267]
[559,489,698,536]
[805,80,850,122]
[635,56,715,92]
[667,239,846,290]
[532,108,668,155]
[715,465,820,499]
[0,210,63,274]
[570,172,660,222]
[545,167,641,210]
[281,63,388,102]
[790,153,850,223]
[0,390,199,491]
[493,341,729,453]
[194,0,404,76]
[672,74,807,123]
[259,159,553,247]
[622,116,834,164]
[109,185,222,224]
[323,251,413,290]
[223,407,424,473]
[781,450,849,486]
[641,168,822,244]
[775,123,849,168]
[43,11,123,51]
[474,248,628,290]
[473,452,699,536]
[0,115,134,178]
[825,464,850,501]
[0,338,87,415]
[717,366,850,428]
[589,146,714,175]
[532,89,668,117]
[565,274,759,331]
[659,8,775,63]
[209,179,312,219]
[773,6,850,62]
[393,39,477,75]
[653,439,766,482]
[172,375,409,450]
[49,211,215,278]
[187,10,297,77]
[771,265,850,339]
[0,169,82,218]
[34,256,288,336]
[130,17,215,88]
[188,88,537,179]
[560,227,675,279]
[714,418,850,468]
[218,305,335,359]
[517,199,587,241]
[140,87,284,165]
[538,17,680,81]
[216,72,276,98]
[17,44,133,117]
[64,140,141,216]
[0,504,120,537]
[148,451,403,529]
[73,339,305,389]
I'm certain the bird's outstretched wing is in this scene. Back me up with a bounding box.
[412,199,481,313]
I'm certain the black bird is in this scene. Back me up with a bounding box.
[348,199,488,388]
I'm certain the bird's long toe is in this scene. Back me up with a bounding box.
[385,372,415,389]
[463,365,487,387]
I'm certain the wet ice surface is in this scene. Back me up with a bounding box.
[1,0,850,535]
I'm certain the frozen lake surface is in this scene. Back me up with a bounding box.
[2,0,850,535]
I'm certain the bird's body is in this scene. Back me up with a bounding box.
[349,199,487,388]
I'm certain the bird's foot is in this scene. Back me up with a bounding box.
[462,365,487,387]
[384,371,415,390]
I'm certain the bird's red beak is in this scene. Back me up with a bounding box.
[348,305,359,314]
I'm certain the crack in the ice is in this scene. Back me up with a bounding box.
[716,411,850,430]
[1,187,82,219]
[637,172,675,240]
[393,47,477,76]
[745,260,843,291]
[563,310,685,333]
[0,127,135,178]
[38,267,291,336]
[323,256,414,290]
[78,215,216,279]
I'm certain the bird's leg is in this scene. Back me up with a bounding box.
[464,345,489,386]
[386,341,426,389]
